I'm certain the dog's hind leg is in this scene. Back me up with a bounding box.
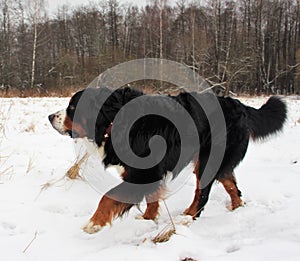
[141,185,167,220]
[219,173,243,211]
[184,160,201,218]
[184,155,217,218]
[121,169,161,221]
[194,181,215,218]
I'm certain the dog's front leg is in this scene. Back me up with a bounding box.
[83,194,133,234]
[83,180,149,234]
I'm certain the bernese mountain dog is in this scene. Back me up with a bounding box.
[49,87,287,234]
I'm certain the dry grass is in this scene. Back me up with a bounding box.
[0,101,13,178]
[35,175,69,201]
[297,118,300,124]
[0,85,83,98]
[0,102,11,136]
[66,153,89,180]
[24,123,36,133]
[152,224,176,243]
[0,164,13,178]
[26,157,35,174]
[152,200,176,244]
[35,153,89,201]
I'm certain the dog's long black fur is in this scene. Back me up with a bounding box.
[65,87,287,217]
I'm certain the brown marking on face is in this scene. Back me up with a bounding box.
[90,195,133,227]
[63,115,87,138]
[219,173,243,210]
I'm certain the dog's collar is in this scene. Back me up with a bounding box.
[104,123,113,141]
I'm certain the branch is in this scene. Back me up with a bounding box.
[265,63,300,87]
[23,231,38,253]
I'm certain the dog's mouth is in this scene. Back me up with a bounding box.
[66,130,80,138]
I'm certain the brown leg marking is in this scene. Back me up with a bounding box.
[121,169,160,221]
[142,201,160,220]
[184,160,200,219]
[219,173,243,211]
[83,195,132,234]
[141,186,166,220]
[120,170,128,179]
[119,169,160,221]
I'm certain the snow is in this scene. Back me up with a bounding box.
[0,96,299,261]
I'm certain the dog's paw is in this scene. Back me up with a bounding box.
[82,220,103,234]
[135,214,158,223]
[175,215,194,226]
[226,201,245,211]
[135,214,144,220]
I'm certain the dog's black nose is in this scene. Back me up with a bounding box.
[48,114,55,123]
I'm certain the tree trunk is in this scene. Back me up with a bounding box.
[30,0,43,89]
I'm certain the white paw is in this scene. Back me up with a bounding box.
[226,204,233,211]
[175,215,194,226]
[135,214,158,224]
[82,221,102,234]
[226,201,244,211]
[135,214,144,220]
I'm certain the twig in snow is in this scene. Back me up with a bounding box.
[23,231,38,253]
[34,175,66,201]
[152,200,176,243]
[26,156,35,174]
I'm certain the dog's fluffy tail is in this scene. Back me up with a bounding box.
[245,96,287,140]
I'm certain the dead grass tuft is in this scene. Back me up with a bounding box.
[66,153,89,180]
[35,154,89,200]
[297,118,300,124]
[152,224,176,243]
[24,123,36,133]
[152,200,176,244]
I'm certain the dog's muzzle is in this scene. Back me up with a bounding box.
[48,109,67,135]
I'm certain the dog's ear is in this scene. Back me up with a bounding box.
[88,87,112,112]
[97,88,124,122]
[88,88,122,146]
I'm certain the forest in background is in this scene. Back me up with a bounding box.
[0,0,299,96]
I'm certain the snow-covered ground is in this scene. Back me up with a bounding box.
[0,96,299,261]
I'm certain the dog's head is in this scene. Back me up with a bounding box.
[49,87,143,146]
[48,88,114,141]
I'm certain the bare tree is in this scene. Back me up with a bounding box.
[27,0,46,89]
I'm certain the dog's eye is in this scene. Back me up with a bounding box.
[69,105,75,110]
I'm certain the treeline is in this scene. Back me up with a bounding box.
[0,0,300,95]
